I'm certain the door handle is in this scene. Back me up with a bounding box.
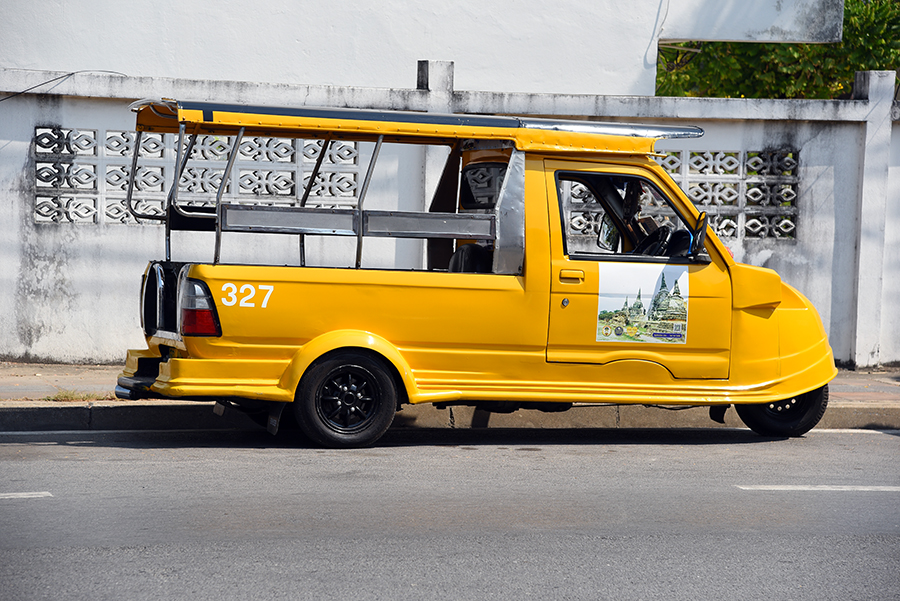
[558,269,585,283]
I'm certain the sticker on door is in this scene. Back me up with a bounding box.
[596,263,689,344]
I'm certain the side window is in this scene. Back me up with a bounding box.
[443,151,524,276]
[460,162,507,210]
[557,172,690,259]
[557,179,620,255]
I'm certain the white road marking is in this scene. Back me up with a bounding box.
[0,492,53,499]
[812,429,900,434]
[737,485,900,492]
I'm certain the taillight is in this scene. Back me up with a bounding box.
[177,276,221,337]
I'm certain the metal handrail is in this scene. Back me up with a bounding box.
[168,132,216,219]
[298,134,332,267]
[299,134,332,208]
[125,130,166,222]
[213,127,246,265]
[148,104,177,120]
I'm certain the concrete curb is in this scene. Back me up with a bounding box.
[1,363,898,433]
[0,402,246,432]
[1,398,899,433]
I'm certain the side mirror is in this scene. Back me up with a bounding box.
[689,212,708,258]
[597,213,621,252]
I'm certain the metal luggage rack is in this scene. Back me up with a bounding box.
[124,124,497,268]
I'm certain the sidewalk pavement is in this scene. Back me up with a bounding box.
[1,361,898,433]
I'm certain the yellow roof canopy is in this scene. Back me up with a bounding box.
[130,99,703,156]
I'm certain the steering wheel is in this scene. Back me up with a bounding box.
[631,223,674,256]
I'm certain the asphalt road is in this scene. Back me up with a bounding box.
[1,428,898,601]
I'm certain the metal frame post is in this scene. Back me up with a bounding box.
[214,127,245,265]
[298,134,333,267]
[355,136,383,269]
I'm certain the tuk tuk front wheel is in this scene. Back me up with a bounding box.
[294,352,397,448]
[735,385,829,437]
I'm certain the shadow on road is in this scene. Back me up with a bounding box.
[0,426,787,450]
[380,427,783,447]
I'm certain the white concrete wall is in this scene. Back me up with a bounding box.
[1,64,896,367]
[0,99,433,362]
[885,118,900,363]
[0,96,162,362]
[1,0,842,97]
[657,120,864,362]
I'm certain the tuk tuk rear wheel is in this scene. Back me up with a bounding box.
[735,385,829,437]
[294,352,396,448]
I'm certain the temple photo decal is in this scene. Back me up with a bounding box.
[596,263,689,344]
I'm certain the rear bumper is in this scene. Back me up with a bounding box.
[116,350,166,399]
[115,375,159,400]
[118,349,294,403]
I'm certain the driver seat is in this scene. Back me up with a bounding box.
[448,243,492,273]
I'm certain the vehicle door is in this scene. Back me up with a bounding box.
[544,159,732,379]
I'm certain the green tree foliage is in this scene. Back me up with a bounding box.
[656,0,900,99]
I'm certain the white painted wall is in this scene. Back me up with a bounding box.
[7,0,889,368]
[0,65,896,367]
[1,0,842,97]
[658,120,864,362]
[0,96,160,362]
[884,121,900,363]
[0,97,428,362]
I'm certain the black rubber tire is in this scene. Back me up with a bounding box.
[735,385,829,437]
[294,352,397,448]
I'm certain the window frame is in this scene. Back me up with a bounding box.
[554,169,698,264]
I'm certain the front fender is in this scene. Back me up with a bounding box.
[776,283,836,394]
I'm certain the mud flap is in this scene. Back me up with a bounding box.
[267,402,286,435]
[709,405,729,424]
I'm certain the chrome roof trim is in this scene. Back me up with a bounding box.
[519,117,703,140]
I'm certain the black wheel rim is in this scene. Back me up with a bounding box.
[315,365,382,434]
[761,391,810,422]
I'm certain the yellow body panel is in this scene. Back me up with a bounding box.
[121,102,835,412]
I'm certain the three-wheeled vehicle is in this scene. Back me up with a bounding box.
[116,99,836,447]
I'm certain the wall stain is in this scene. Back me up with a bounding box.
[13,108,79,355]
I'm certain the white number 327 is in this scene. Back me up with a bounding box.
[221,283,274,308]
